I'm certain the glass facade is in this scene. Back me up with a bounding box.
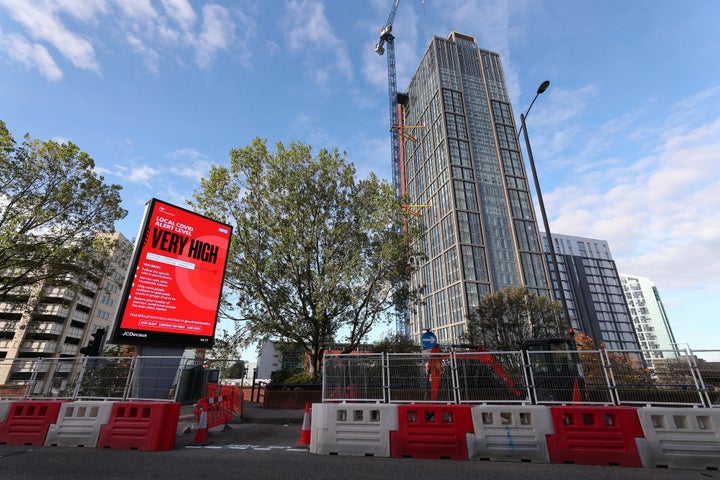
[402,32,550,344]
[620,273,679,363]
[543,233,642,351]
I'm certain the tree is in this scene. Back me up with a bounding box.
[574,332,654,388]
[190,138,420,377]
[0,120,127,298]
[209,329,244,361]
[464,286,566,351]
[371,332,421,353]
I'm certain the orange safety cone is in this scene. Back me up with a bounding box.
[297,402,311,447]
[192,407,211,446]
[572,377,583,403]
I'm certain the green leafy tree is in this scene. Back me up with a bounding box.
[209,329,244,361]
[0,120,127,298]
[190,138,421,377]
[465,286,566,351]
[371,333,421,353]
[208,329,246,379]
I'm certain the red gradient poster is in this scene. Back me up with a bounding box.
[111,199,232,348]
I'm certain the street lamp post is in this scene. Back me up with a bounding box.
[519,80,573,333]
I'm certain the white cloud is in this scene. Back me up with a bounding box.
[194,4,235,68]
[283,0,352,82]
[0,0,248,76]
[549,90,720,292]
[0,30,63,81]
[55,0,109,22]
[126,33,160,75]
[160,0,196,32]
[112,0,157,20]
[166,148,213,179]
[127,164,160,183]
[112,163,159,185]
[0,0,100,73]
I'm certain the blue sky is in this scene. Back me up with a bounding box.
[1,0,719,351]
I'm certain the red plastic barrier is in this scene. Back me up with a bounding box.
[97,401,181,451]
[390,404,473,460]
[0,400,65,446]
[206,383,243,416]
[546,406,644,467]
[218,385,243,416]
[194,395,233,429]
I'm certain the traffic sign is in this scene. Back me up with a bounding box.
[421,331,437,348]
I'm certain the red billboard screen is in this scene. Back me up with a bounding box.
[111,199,232,348]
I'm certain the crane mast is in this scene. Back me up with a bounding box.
[374,0,401,197]
[375,0,409,336]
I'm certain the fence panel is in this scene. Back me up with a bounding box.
[19,357,124,400]
[689,349,720,407]
[607,349,703,407]
[386,352,455,403]
[525,349,612,404]
[322,354,385,402]
[575,349,613,404]
[75,357,136,400]
[1,358,35,398]
[454,351,528,403]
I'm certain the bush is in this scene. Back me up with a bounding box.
[267,369,320,390]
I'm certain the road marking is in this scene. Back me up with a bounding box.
[185,444,307,452]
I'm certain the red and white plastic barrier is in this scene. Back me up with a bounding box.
[194,395,233,430]
[0,400,65,446]
[97,401,180,451]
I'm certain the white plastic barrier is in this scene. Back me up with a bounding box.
[636,407,720,470]
[0,400,13,424]
[467,405,554,463]
[310,403,398,457]
[44,401,114,447]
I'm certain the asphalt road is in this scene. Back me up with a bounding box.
[0,423,716,480]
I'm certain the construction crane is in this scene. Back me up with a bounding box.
[374,0,401,197]
[375,0,411,337]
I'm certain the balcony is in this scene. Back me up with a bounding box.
[11,359,44,373]
[72,311,89,324]
[0,319,17,331]
[60,343,79,356]
[42,286,76,301]
[76,293,95,309]
[83,279,99,292]
[36,304,70,319]
[0,303,25,314]
[56,361,76,373]
[32,321,64,336]
[20,340,58,355]
[65,326,85,339]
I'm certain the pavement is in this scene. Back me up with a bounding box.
[176,401,308,447]
[178,401,307,432]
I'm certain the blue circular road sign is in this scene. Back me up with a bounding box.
[421,331,437,349]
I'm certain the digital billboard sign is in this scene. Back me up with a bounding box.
[111,198,233,348]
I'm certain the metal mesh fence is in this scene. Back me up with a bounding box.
[3,348,720,407]
[386,352,455,403]
[323,354,384,402]
[690,349,720,407]
[527,350,611,404]
[72,357,134,400]
[607,349,703,406]
[454,351,528,403]
[321,349,720,407]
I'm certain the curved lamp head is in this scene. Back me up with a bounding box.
[537,80,550,95]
